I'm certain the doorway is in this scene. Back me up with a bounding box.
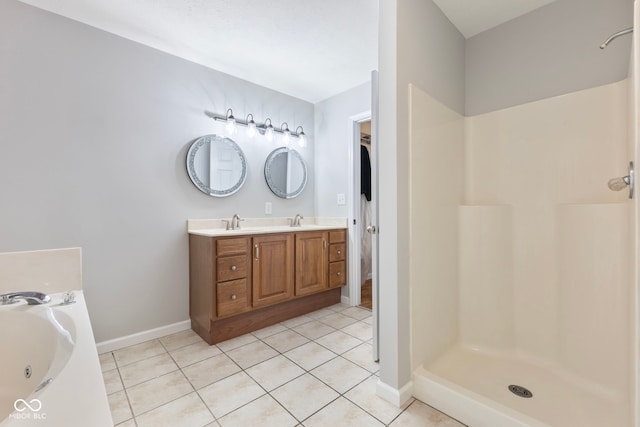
[348,107,379,361]
[359,120,373,310]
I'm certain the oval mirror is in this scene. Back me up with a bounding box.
[186,134,247,197]
[264,147,308,199]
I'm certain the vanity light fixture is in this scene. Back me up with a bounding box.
[246,114,257,138]
[206,110,308,145]
[225,108,236,135]
[281,122,291,145]
[264,118,275,141]
[296,126,306,148]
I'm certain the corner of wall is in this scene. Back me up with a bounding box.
[376,378,414,407]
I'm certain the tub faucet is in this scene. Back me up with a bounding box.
[230,213,243,230]
[0,291,51,305]
[291,214,304,227]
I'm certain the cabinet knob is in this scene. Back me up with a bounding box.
[337,250,341,255]
[231,265,237,271]
[337,272,341,276]
[231,294,237,300]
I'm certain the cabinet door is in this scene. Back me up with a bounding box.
[295,231,328,296]
[252,234,294,308]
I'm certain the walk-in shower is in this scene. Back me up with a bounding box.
[408,14,638,427]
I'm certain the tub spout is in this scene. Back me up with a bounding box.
[1,291,51,305]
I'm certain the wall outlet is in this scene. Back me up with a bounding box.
[337,193,346,205]
[265,202,272,215]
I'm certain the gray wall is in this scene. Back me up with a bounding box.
[314,82,371,219]
[0,0,314,342]
[466,0,633,115]
[398,0,466,115]
[377,0,465,395]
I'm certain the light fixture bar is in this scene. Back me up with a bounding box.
[205,110,306,139]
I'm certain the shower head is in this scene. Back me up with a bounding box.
[600,27,633,49]
[607,161,634,199]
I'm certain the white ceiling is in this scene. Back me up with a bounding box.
[433,0,559,38]
[17,0,558,103]
[17,0,378,103]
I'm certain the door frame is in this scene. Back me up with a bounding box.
[347,111,372,308]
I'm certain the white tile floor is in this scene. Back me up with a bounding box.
[101,303,465,427]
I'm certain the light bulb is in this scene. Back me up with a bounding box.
[246,114,257,138]
[281,122,290,146]
[265,118,274,141]
[225,108,236,135]
[296,126,306,148]
[226,119,236,135]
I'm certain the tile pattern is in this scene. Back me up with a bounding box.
[101,303,465,426]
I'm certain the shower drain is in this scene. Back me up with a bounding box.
[508,384,533,398]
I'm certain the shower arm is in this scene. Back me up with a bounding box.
[600,27,633,49]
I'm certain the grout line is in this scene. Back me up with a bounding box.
[162,340,221,425]
[104,305,398,427]
[296,395,342,425]
[341,373,398,426]
[118,368,137,426]
[268,392,303,424]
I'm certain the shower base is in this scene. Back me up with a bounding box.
[413,346,628,427]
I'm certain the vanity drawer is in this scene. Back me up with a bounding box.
[329,230,346,244]
[216,279,250,318]
[217,255,248,281]
[217,238,249,256]
[329,261,346,288]
[329,243,346,262]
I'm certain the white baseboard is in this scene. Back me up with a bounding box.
[376,378,414,407]
[96,319,191,354]
[341,295,351,306]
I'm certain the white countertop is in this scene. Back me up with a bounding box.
[187,217,347,237]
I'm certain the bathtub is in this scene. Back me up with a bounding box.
[0,291,112,427]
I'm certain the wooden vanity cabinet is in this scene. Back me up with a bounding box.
[215,237,251,318]
[252,234,294,307]
[328,230,347,288]
[189,228,346,344]
[295,231,328,296]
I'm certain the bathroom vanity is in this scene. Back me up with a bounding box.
[188,221,347,344]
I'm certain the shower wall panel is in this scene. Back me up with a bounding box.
[462,79,630,385]
[458,205,514,351]
[557,203,630,393]
[408,84,464,369]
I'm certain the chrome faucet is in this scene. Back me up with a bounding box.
[1,291,51,305]
[291,214,304,227]
[230,213,243,230]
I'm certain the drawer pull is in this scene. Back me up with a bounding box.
[231,265,237,271]
[337,272,341,276]
[337,250,342,255]
[231,294,237,301]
